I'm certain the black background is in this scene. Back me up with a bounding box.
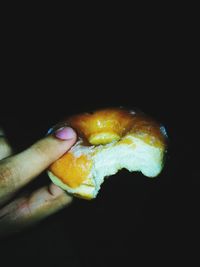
[0,22,199,266]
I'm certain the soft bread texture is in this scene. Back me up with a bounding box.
[48,108,167,199]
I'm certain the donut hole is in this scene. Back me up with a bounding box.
[88,132,120,145]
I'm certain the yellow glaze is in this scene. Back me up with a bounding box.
[49,153,92,188]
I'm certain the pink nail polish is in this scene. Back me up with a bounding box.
[55,127,76,140]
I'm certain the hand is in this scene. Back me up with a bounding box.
[0,126,77,237]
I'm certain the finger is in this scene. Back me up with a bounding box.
[0,127,77,204]
[0,183,72,237]
[0,128,13,160]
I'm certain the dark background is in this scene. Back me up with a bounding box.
[0,21,199,266]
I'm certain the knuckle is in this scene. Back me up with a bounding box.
[0,161,19,190]
[16,198,32,220]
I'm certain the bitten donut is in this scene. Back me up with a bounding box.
[47,107,167,199]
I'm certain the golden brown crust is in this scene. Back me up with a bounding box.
[68,108,134,145]
[68,108,166,148]
[49,107,167,191]
[49,153,92,188]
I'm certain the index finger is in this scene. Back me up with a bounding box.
[0,128,77,204]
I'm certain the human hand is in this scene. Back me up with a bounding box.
[0,126,77,237]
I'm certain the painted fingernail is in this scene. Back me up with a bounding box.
[55,127,76,140]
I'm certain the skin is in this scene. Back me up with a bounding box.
[0,127,77,237]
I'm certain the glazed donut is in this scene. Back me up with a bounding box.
[47,107,167,199]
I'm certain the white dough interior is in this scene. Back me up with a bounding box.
[48,136,164,199]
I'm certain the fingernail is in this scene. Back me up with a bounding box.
[49,184,64,197]
[55,127,76,140]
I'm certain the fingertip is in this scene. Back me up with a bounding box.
[49,183,64,196]
[54,127,77,141]
[48,184,73,205]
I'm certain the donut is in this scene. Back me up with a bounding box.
[47,107,167,199]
